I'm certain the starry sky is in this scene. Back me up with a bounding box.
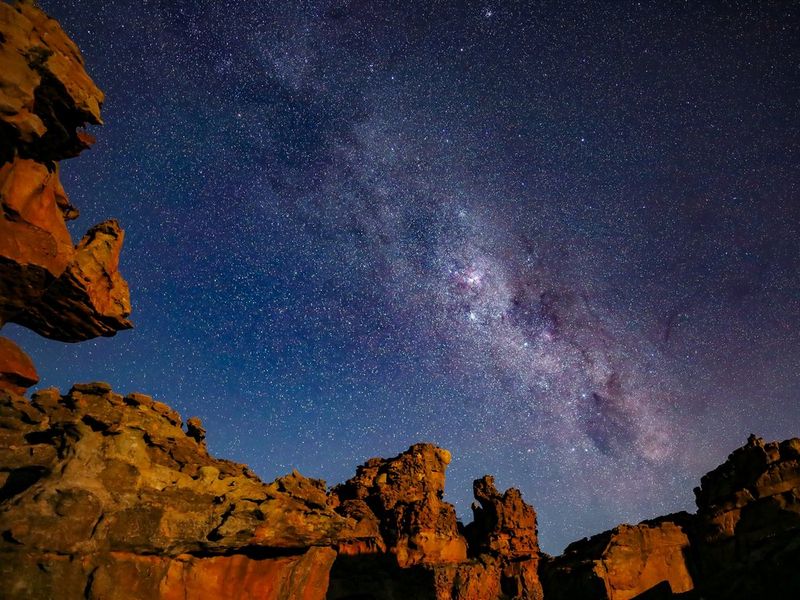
[7,0,800,553]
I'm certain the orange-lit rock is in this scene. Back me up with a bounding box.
[0,1,131,347]
[9,219,133,341]
[542,515,695,600]
[332,443,468,567]
[466,474,540,559]
[0,383,351,599]
[0,157,75,322]
[0,335,38,393]
[0,1,103,161]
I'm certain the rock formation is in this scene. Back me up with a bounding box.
[541,515,695,600]
[2,379,798,599]
[0,335,38,394]
[331,443,467,567]
[0,383,345,599]
[0,382,547,600]
[690,434,800,599]
[327,445,544,600]
[0,0,131,394]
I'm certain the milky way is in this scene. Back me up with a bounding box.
[9,1,799,552]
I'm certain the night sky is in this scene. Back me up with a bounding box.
[7,1,799,553]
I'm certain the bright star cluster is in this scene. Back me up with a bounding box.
[7,0,798,553]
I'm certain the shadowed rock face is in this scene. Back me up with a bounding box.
[9,219,132,341]
[466,475,539,559]
[690,434,800,599]
[0,0,131,389]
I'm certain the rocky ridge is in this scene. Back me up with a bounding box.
[2,381,799,599]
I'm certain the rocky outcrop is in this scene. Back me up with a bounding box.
[328,449,543,600]
[0,383,348,599]
[467,475,539,559]
[0,0,130,381]
[541,435,800,600]
[331,443,467,567]
[1,383,799,599]
[0,1,103,162]
[10,219,132,341]
[541,515,695,600]
[0,335,38,394]
[690,434,800,599]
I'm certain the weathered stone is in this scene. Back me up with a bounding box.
[542,514,695,600]
[0,157,75,323]
[0,1,131,348]
[0,335,38,393]
[332,443,467,567]
[0,1,103,162]
[9,219,132,341]
[0,384,351,599]
[691,434,800,599]
[466,475,539,559]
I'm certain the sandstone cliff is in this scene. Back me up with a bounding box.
[0,383,547,600]
[0,0,131,390]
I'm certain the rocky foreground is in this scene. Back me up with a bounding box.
[0,383,798,599]
[0,3,798,598]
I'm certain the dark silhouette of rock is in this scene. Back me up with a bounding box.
[690,434,800,599]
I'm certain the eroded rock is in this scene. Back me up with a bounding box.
[332,443,467,567]
[691,434,800,599]
[0,1,131,346]
[0,0,103,162]
[0,384,350,600]
[0,335,38,394]
[541,514,695,600]
[9,219,132,341]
